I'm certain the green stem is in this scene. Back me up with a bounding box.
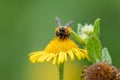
[58,63,64,80]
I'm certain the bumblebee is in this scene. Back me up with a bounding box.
[55,17,73,39]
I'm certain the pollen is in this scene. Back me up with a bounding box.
[28,17,89,64]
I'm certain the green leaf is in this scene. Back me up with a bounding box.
[102,47,112,64]
[86,35,102,63]
[93,18,100,37]
[71,30,85,45]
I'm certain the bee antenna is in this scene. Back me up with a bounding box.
[55,17,61,27]
[65,21,73,28]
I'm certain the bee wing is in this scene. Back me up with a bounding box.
[55,17,61,27]
[65,20,73,28]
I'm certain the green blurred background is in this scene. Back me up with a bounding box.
[0,0,120,80]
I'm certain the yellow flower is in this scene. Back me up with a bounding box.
[29,17,89,64]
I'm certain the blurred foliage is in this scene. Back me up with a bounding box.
[71,18,112,64]
[0,0,120,80]
[102,47,112,64]
[86,35,102,63]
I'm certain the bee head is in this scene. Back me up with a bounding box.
[55,17,72,39]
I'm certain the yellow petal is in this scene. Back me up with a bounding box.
[79,49,86,58]
[37,53,49,63]
[29,51,45,63]
[46,53,54,62]
[29,51,42,56]
[64,52,67,61]
[80,49,89,60]
[58,52,63,64]
[77,50,85,59]
[67,50,74,60]
[52,54,57,64]
[73,49,81,60]
[84,52,90,61]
